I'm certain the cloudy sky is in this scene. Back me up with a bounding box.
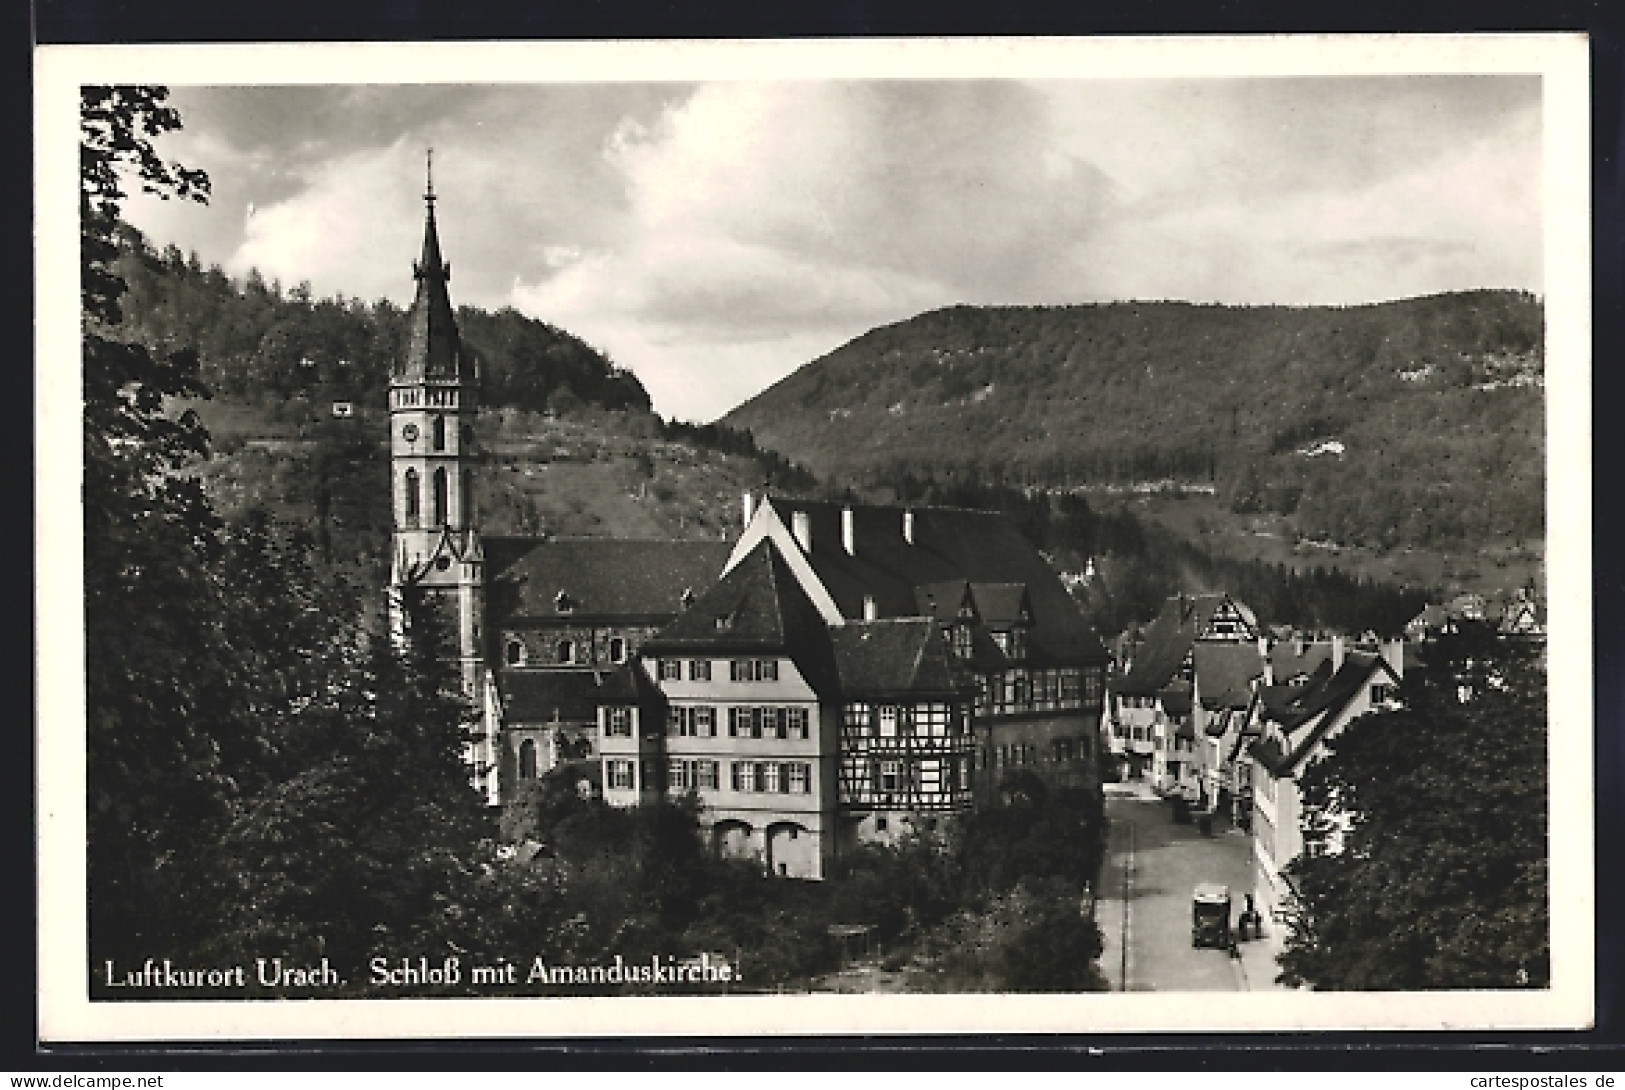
[124,76,1542,421]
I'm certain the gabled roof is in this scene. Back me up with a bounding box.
[761,498,1105,665]
[1194,643,1265,709]
[968,583,1031,626]
[1269,640,1336,682]
[914,581,975,622]
[1251,651,1398,775]
[828,619,976,699]
[1160,687,1193,718]
[644,540,842,697]
[649,538,821,649]
[1204,706,1240,738]
[485,538,731,622]
[1116,595,1220,695]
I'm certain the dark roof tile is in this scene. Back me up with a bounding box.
[646,539,842,696]
[486,538,730,621]
[1194,643,1265,709]
[767,499,1105,665]
[829,619,975,698]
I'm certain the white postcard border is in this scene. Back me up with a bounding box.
[35,33,1595,1040]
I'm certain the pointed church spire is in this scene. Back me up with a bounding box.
[399,150,464,382]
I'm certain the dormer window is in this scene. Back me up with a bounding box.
[505,639,526,667]
[714,614,733,631]
[952,623,973,660]
[555,590,575,614]
[680,588,696,609]
[556,639,575,665]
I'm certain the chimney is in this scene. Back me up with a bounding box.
[1332,633,1346,671]
[741,490,755,529]
[1382,638,1404,680]
[903,509,915,545]
[791,510,812,553]
[862,594,878,621]
[841,506,855,555]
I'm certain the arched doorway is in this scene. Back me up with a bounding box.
[713,820,755,862]
[765,821,814,878]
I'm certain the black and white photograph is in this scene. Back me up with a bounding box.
[35,36,1593,1040]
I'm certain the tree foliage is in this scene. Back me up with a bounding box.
[1277,623,1548,989]
[83,88,503,993]
[108,223,651,415]
[82,85,230,964]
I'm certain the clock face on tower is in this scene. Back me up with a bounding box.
[402,423,419,442]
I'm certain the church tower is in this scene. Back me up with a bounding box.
[389,155,487,723]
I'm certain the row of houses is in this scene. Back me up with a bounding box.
[1101,585,1543,947]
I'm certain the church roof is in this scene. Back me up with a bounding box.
[484,537,731,622]
[499,669,620,724]
[394,170,471,385]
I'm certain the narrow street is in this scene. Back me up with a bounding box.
[1095,786,1287,992]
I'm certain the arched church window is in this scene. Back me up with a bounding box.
[404,468,420,528]
[518,739,538,779]
[433,468,448,525]
[432,415,446,452]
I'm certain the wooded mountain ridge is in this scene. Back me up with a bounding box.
[724,292,1544,552]
[110,224,652,418]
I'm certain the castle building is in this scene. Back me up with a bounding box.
[617,498,1109,876]
[388,176,1108,866]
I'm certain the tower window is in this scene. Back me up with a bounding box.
[518,739,538,780]
[403,468,420,528]
[461,423,474,448]
[432,468,448,525]
[462,469,474,524]
[432,415,446,452]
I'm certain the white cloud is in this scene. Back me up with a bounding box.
[120,78,1543,421]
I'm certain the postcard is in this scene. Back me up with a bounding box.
[36,34,1593,1041]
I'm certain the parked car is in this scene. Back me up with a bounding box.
[1192,883,1232,948]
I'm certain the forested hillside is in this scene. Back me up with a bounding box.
[110,223,651,417]
[111,226,816,573]
[725,294,1544,552]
